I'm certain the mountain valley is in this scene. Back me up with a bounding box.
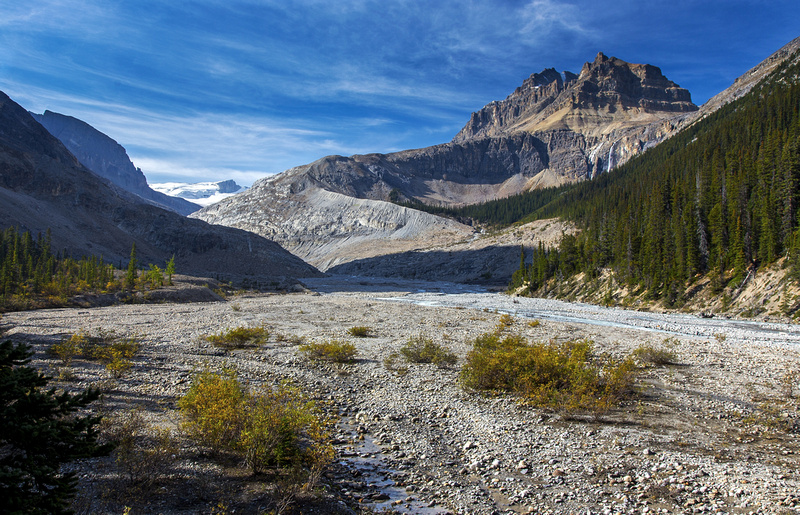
[191,51,704,273]
[0,92,320,285]
[3,29,800,515]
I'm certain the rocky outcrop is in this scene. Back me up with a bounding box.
[453,52,696,143]
[1,91,320,284]
[30,110,200,215]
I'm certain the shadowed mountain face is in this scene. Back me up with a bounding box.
[0,91,321,284]
[30,110,200,216]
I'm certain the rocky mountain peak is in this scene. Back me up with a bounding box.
[573,52,696,113]
[452,53,696,143]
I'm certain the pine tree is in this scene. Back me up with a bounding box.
[166,255,176,286]
[125,243,138,290]
[0,341,112,513]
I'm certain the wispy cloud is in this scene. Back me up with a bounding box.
[3,0,799,186]
[518,0,591,40]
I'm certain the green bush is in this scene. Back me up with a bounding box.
[460,332,637,418]
[347,326,372,337]
[204,325,270,349]
[178,368,246,449]
[178,370,334,485]
[298,340,357,363]
[241,383,334,475]
[0,341,112,513]
[632,340,677,366]
[399,335,458,368]
[95,338,141,378]
[49,332,84,366]
[52,329,141,378]
[496,313,515,331]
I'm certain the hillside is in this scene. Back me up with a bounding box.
[0,91,321,285]
[509,41,800,317]
[31,111,200,216]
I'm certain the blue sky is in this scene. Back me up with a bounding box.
[1,1,798,186]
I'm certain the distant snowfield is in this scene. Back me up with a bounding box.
[151,181,247,207]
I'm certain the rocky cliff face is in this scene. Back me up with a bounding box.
[453,53,696,143]
[1,91,320,284]
[31,110,200,215]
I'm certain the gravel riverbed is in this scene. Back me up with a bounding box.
[3,276,800,514]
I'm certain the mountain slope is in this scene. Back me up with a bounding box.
[510,43,800,314]
[0,91,320,284]
[30,110,200,216]
[193,52,697,271]
[196,178,474,270]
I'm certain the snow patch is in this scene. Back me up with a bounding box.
[151,181,248,207]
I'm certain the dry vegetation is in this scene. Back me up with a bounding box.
[2,286,799,513]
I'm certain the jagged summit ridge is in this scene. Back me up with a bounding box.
[453,52,696,143]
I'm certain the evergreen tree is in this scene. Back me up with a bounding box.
[166,255,176,286]
[0,341,112,513]
[125,243,138,290]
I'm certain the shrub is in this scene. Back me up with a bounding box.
[54,329,141,378]
[496,313,515,331]
[50,331,85,366]
[178,368,246,449]
[240,383,334,476]
[299,340,357,363]
[103,408,177,486]
[459,332,637,418]
[95,337,141,378]
[347,326,372,337]
[399,335,458,368]
[632,340,677,366]
[178,370,334,493]
[205,325,270,349]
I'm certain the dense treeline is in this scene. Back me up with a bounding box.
[506,53,800,300]
[0,227,175,311]
[0,227,118,305]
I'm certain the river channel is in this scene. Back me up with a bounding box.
[304,275,800,348]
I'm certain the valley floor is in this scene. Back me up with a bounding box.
[3,276,800,514]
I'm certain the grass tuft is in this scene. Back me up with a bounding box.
[399,335,457,368]
[299,340,357,363]
[204,325,270,349]
[347,326,373,337]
